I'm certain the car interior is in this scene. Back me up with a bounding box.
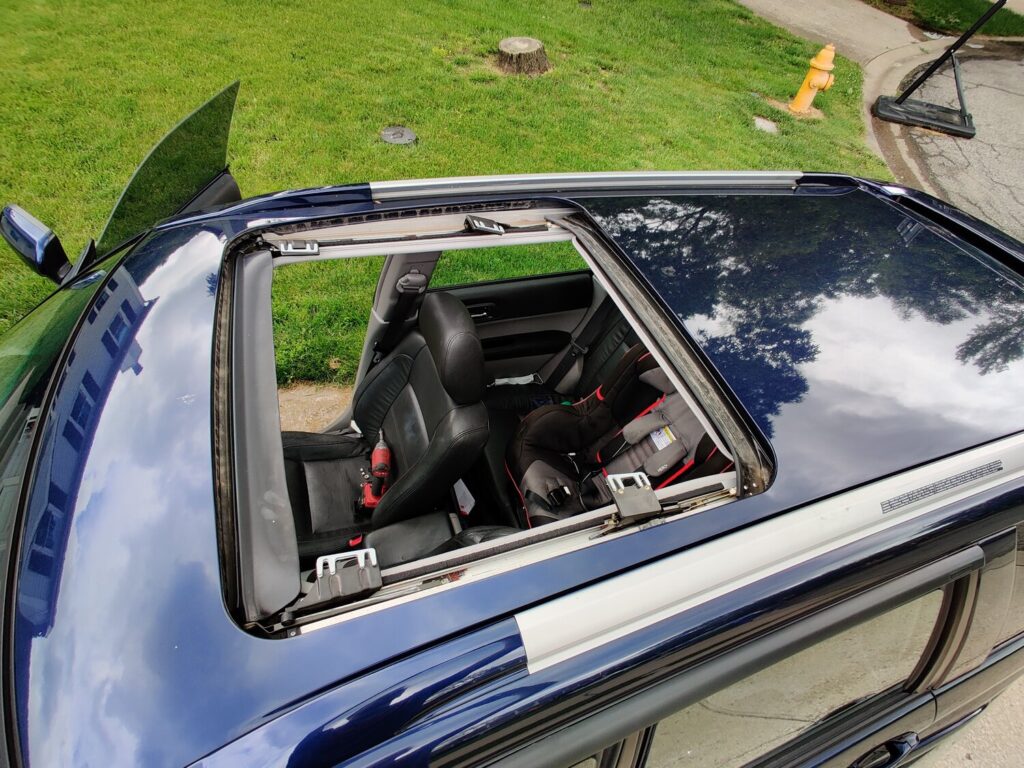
[231,206,741,625]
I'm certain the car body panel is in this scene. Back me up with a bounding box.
[196,618,527,767]
[581,189,1024,507]
[6,173,1024,766]
[310,478,1024,768]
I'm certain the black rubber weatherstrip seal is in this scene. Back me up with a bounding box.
[381,483,723,586]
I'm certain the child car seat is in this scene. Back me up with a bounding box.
[507,345,732,526]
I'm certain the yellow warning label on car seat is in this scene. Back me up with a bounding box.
[649,426,676,451]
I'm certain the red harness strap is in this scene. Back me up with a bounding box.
[655,446,718,489]
[505,460,532,529]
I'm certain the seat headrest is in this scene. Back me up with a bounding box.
[418,292,485,404]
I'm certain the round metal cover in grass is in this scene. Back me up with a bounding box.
[381,126,417,145]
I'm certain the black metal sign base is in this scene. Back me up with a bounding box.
[872,0,1005,139]
[872,95,974,139]
[873,51,975,137]
[873,95,975,138]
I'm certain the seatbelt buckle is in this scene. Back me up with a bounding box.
[547,485,572,507]
[569,340,589,357]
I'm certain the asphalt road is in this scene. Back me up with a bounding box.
[903,51,1024,243]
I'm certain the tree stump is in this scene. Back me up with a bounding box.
[497,37,550,75]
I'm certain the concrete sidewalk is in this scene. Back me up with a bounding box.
[738,0,922,63]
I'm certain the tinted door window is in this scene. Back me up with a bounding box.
[645,590,943,767]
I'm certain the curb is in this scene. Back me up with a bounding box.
[860,36,1024,195]
[860,38,951,194]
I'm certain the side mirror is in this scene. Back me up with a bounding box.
[1,204,71,285]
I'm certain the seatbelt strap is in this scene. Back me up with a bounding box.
[371,271,428,366]
[544,297,616,388]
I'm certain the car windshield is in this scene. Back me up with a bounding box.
[0,274,101,512]
[0,268,105,757]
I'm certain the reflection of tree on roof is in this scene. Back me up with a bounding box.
[586,194,1024,436]
[956,300,1024,374]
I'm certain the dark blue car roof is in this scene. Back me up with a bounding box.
[9,178,1024,766]
[583,188,1024,495]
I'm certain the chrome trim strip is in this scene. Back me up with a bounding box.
[369,171,801,200]
[515,433,1024,673]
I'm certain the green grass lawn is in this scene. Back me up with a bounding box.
[864,0,1024,35]
[0,0,889,384]
[274,241,587,383]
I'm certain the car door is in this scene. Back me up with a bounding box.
[492,555,957,768]
[94,81,243,259]
[411,444,1024,768]
[3,81,244,289]
[589,525,1022,768]
[442,272,593,381]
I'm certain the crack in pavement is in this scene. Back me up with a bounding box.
[903,54,1024,241]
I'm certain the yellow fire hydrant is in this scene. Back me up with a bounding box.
[789,44,836,114]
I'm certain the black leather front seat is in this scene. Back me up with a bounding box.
[283,292,490,560]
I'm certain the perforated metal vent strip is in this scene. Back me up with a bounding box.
[881,460,1004,514]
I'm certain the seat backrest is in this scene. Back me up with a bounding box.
[575,312,640,397]
[351,292,489,528]
[595,366,708,482]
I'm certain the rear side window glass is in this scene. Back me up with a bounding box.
[430,241,586,288]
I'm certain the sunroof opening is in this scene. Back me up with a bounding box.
[227,207,744,633]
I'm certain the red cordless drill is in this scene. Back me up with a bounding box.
[361,430,391,509]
